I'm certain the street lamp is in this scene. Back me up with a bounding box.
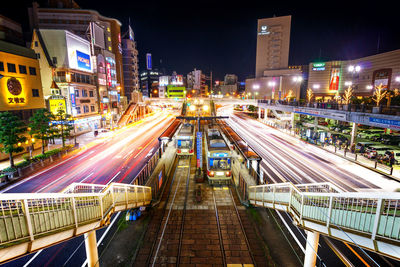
[344,81,353,86]
[253,84,260,90]
[313,84,320,89]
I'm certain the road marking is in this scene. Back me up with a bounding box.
[80,172,94,183]
[80,212,121,267]
[36,174,67,193]
[23,249,43,267]
[107,171,121,185]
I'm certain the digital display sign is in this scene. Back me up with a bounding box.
[312,62,326,71]
[76,50,91,71]
[146,53,152,70]
[329,67,340,90]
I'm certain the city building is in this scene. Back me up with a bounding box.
[0,15,24,46]
[219,74,238,96]
[255,15,291,78]
[247,15,304,100]
[31,29,101,133]
[307,49,400,100]
[187,69,209,97]
[0,40,45,117]
[140,69,161,98]
[122,25,139,103]
[158,73,184,98]
[28,0,125,98]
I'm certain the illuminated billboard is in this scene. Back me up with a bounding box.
[373,69,392,89]
[171,75,183,85]
[329,67,340,90]
[312,62,325,71]
[66,32,92,73]
[49,99,67,115]
[146,53,152,70]
[159,76,169,86]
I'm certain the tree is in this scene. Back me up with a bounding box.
[0,112,27,169]
[333,90,341,102]
[343,86,353,104]
[372,83,387,107]
[306,88,314,103]
[55,109,74,148]
[29,109,55,155]
[286,89,294,100]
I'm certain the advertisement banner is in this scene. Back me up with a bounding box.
[76,50,91,71]
[49,99,67,115]
[196,132,202,168]
[146,53,152,70]
[329,67,340,90]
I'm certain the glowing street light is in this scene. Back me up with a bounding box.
[253,84,260,90]
[348,65,361,73]
[344,81,353,86]
[366,85,373,90]
[268,81,276,87]
[292,76,303,82]
[313,84,320,89]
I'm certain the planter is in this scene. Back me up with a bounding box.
[372,106,381,114]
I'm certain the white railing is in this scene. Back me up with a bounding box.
[249,182,400,260]
[0,182,151,263]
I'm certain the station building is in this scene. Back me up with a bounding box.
[308,49,400,100]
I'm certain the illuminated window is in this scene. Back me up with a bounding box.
[32,89,40,97]
[7,63,16,73]
[89,90,94,97]
[76,107,81,114]
[90,105,95,112]
[107,27,110,32]
[108,46,112,51]
[108,37,111,42]
[83,106,89,113]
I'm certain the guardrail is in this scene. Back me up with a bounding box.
[0,182,151,263]
[258,99,400,115]
[249,182,400,260]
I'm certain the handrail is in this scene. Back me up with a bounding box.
[249,182,400,260]
[0,182,151,263]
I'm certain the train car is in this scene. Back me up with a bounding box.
[205,129,232,185]
[176,123,195,156]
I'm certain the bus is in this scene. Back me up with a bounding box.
[205,128,232,185]
[175,123,195,156]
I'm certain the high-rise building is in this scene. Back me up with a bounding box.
[140,69,161,98]
[187,69,209,97]
[28,1,125,97]
[122,26,139,103]
[0,15,24,46]
[255,15,291,78]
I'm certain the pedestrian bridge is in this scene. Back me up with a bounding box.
[0,182,151,264]
[248,182,400,265]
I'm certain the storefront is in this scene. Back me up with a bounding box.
[73,115,102,134]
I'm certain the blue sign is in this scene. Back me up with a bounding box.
[146,53,152,70]
[196,132,202,168]
[117,93,120,102]
[212,153,228,157]
[70,93,76,107]
[369,117,400,128]
[76,50,91,71]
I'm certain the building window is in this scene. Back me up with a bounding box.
[82,90,88,97]
[108,46,112,51]
[83,106,89,113]
[107,37,111,42]
[32,89,40,97]
[90,105,95,112]
[75,89,79,97]
[107,27,110,32]
[29,67,37,75]
[19,65,27,74]
[0,61,4,71]
[89,90,94,97]
[76,107,81,114]
[7,63,16,73]
[36,53,40,59]
[35,41,38,47]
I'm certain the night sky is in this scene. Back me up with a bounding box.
[3,0,400,81]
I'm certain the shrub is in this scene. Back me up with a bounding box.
[2,166,17,173]
[22,154,31,161]
[15,160,31,168]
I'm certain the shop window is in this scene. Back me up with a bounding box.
[76,107,81,114]
[90,105,95,112]
[7,63,16,73]
[29,67,37,75]
[0,61,4,71]
[32,89,40,97]
[83,106,89,113]
[89,90,94,97]
[19,65,27,74]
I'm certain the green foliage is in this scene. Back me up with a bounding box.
[247,105,258,112]
[15,160,31,168]
[29,109,56,154]
[0,112,27,168]
[2,166,17,173]
[55,109,74,148]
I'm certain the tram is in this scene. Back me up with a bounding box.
[205,129,232,184]
[175,123,195,156]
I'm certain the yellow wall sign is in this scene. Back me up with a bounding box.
[49,99,67,115]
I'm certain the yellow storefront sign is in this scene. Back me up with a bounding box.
[49,99,67,115]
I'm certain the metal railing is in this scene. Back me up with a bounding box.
[0,182,151,263]
[249,182,400,260]
[258,99,400,115]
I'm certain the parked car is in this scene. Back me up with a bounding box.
[380,150,400,165]
[358,129,385,139]
[381,135,400,145]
